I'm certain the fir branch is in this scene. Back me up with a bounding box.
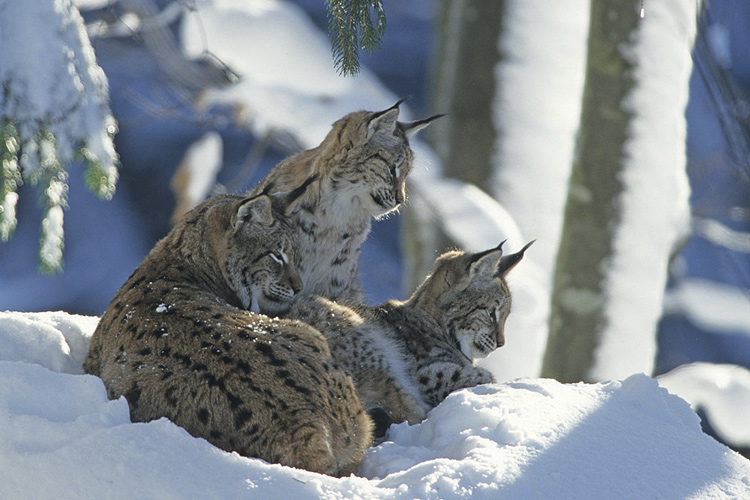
[0,121,22,241]
[325,0,387,76]
[37,152,69,275]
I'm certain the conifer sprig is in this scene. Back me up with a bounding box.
[326,0,387,76]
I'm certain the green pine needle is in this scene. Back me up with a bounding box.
[326,0,387,76]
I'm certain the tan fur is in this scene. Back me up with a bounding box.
[290,242,532,433]
[85,191,372,476]
[249,101,440,303]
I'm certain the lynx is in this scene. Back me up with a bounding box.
[290,241,533,433]
[249,99,441,303]
[84,179,373,477]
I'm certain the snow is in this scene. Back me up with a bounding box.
[2,310,750,499]
[658,362,750,447]
[595,0,698,380]
[0,0,117,181]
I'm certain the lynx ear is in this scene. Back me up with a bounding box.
[367,97,409,138]
[268,173,319,216]
[468,241,505,281]
[399,113,445,138]
[496,240,535,277]
[235,195,274,230]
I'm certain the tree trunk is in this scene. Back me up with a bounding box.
[430,0,504,188]
[541,0,639,382]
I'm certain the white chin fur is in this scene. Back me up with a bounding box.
[250,297,261,314]
[459,337,475,362]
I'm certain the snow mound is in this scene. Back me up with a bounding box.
[1,310,749,499]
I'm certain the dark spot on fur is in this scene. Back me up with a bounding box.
[284,378,311,396]
[452,370,461,382]
[419,376,429,386]
[173,353,192,366]
[235,409,253,429]
[138,347,152,356]
[209,430,223,440]
[165,386,178,407]
[197,407,210,425]
[237,359,251,374]
[226,392,242,409]
[192,362,208,372]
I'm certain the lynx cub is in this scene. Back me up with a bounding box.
[291,241,532,431]
[84,179,372,477]
[250,99,441,303]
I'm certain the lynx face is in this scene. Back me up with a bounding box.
[418,241,534,360]
[222,196,303,316]
[446,283,511,359]
[328,100,442,219]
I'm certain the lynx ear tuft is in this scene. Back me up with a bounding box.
[269,173,319,216]
[399,114,445,137]
[235,195,274,230]
[496,240,535,277]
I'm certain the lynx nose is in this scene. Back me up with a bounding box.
[496,327,506,348]
[394,186,405,205]
[290,273,303,295]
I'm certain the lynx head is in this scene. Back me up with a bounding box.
[409,241,533,360]
[324,98,442,219]
[215,177,316,315]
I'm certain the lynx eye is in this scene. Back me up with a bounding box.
[269,252,285,265]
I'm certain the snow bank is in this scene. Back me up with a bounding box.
[2,311,749,499]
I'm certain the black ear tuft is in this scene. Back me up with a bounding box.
[399,113,445,137]
[268,173,319,216]
[496,240,535,277]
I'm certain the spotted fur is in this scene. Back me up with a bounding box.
[290,242,532,431]
[249,99,441,303]
[84,186,372,476]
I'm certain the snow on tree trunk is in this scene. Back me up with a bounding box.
[542,0,697,383]
[487,0,590,380]
[0,0,118,273]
